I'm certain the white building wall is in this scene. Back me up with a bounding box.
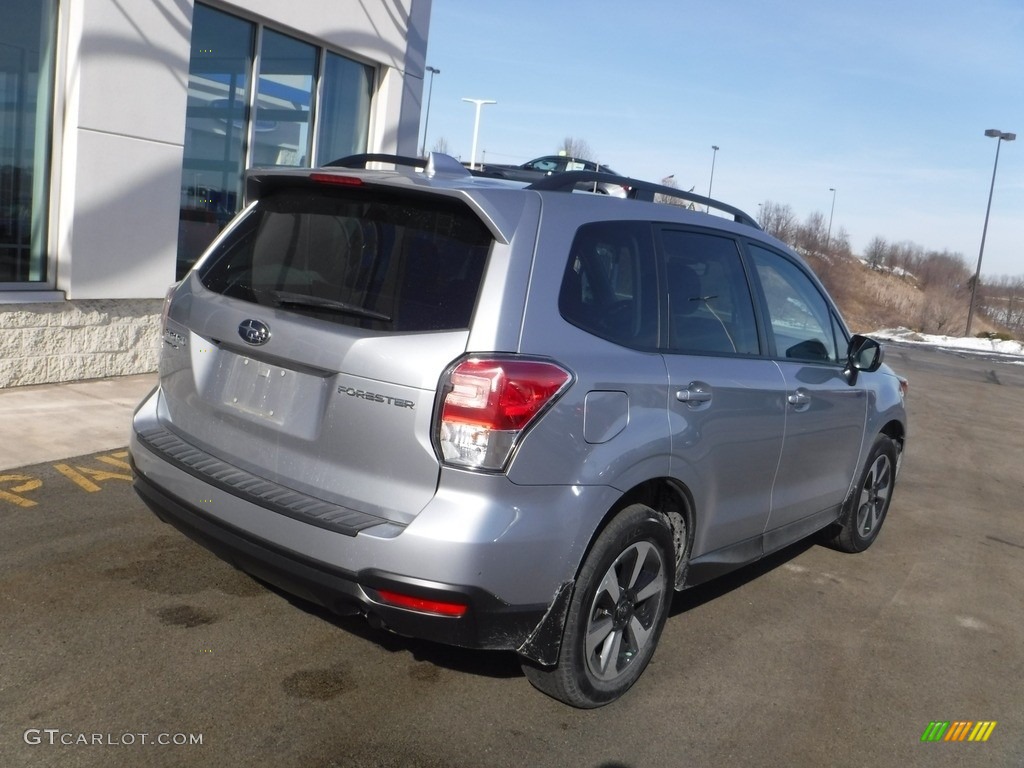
[55,0,192,301]
[0,0,431,387]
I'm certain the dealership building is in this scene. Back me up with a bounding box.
[0,0,432,387]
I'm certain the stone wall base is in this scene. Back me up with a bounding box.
[0,300,163,388]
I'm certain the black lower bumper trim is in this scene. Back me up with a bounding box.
[131,465,546,652]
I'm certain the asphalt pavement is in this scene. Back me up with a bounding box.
[0,373,157,471]
[1,349,1023,767]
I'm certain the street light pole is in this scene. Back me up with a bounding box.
[707,145,719,212]
[420,66,440,157]
[966,129,1016,336]
[462,97,496,171]
[826,187,837,253]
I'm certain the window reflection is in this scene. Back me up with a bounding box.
[177,5,375,279]
[0,0,56,283]
[317,52,373,165]
[178,4,254,277]
[251,30,316,168]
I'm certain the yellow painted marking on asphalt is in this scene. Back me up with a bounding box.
[54,464,102,492]
[63,460,132,487]
[54,461,132,492]
[96,451,131,471]
[0,474,42,508]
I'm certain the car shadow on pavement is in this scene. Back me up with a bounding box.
[251,535,821,681]
[257,579,525,679]
[669,537,817,617]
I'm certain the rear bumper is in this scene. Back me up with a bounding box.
[132,467,547,651]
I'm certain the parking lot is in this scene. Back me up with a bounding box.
[1,344,1022,768]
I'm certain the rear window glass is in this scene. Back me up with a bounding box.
[559,221,659,349]
[197,184,493,332]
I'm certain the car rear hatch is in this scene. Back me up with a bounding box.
[153,173,498,528]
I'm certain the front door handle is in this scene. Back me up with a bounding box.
[787,389,811,409]
[676,383,712,404]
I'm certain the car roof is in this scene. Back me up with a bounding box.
[244,153,763,241]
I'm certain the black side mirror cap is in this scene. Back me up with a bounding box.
[845,335,883,383]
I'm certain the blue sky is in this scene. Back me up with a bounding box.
[420,0,1024,278]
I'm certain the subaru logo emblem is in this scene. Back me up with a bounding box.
[238,319,271,346]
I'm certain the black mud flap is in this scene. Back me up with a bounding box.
[516,580,573,666]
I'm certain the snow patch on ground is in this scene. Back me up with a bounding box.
[871,327,1024,361]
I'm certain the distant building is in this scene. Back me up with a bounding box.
[0,0,432,386]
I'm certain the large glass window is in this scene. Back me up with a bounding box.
[0,0,56,284]
[251,30,316,168]
[178,5,255,278]
[317,52,373,165]
[178,5,376,278]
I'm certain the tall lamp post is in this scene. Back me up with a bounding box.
[419,65,440,156]
[462,97,496,170]
[826,187,837,253]
[966,129,1016,336]
[707,145,719,211]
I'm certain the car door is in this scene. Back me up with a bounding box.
[747,243,868,544]
[658,228,787,567]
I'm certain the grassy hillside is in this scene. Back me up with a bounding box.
[803,252,1009,338]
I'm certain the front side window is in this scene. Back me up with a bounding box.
[659,229,760,355]
[749,244,840,363]
[198,184,493,333]
[0,0,56,284]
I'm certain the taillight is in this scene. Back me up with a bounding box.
[437,357,572,471]
[309,172,364,187]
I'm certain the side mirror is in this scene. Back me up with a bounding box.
[845,335,883,383]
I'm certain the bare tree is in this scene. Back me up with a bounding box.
[795,211,828,257]
[654,175,696,208]
[864,237,888,270]
[559,136,594,160]
[431,136,450,155]
[759,201,797,244]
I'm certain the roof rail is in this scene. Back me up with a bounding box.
[526,171,760,228]
[324,152,472,179]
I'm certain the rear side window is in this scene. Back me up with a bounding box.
[559,221,658,349]
[197,185,493,332]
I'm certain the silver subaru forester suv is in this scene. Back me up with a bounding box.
[131,153,907,708]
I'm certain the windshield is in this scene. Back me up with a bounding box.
[197,185,493,332]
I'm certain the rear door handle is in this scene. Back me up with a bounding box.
[676,383,712,404]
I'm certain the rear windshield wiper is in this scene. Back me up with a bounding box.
[269,291,392,322]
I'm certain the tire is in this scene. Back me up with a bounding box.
[828,436,897,553]
[522,504,674,708]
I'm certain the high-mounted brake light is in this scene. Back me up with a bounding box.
[309,173,364,187]
[376,589,468,617]
[437,357,572,471]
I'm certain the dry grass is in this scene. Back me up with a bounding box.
[804,253,1009,338]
